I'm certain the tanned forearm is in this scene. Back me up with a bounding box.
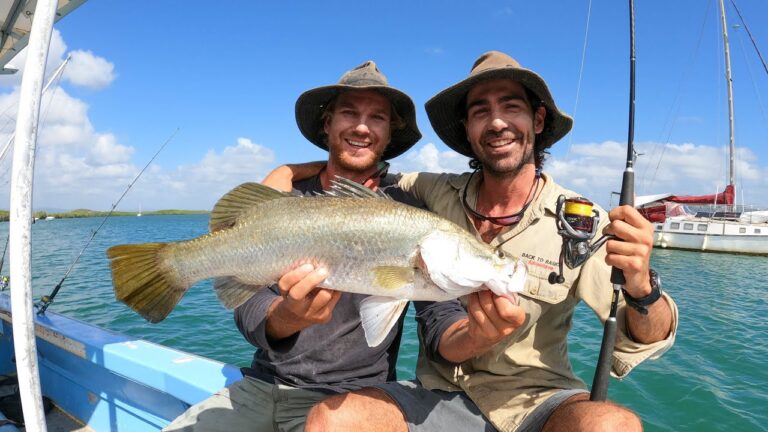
[626,295,673,343]
[437,319,496,364]
[264,297,306,341]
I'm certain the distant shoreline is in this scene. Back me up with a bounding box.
[0,209,208,222]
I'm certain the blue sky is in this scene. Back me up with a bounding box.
[0,0,766,211]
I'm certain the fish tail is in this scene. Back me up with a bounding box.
[107,242,187,323]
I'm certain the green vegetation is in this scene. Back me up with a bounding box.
[0,209,208,222]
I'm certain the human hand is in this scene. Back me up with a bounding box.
[261,162,326,192]
[604,205,654,298]
[266,264,341,339]
[465,290,526,348]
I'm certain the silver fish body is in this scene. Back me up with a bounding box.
[107,181,527,345]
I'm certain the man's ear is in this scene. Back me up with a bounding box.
[323,115,331,135]
[534,106,546,134]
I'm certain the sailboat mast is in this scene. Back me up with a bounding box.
[718,0,736,201]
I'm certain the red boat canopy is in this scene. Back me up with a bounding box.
[664,184,735,205]
[637,185,734,223]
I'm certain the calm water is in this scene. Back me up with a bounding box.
[2,215,766,431]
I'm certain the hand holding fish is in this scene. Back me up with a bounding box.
[438,290,526,363]
[265,264,341,340]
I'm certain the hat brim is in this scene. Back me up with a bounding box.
[296,85,421,161]
[425,67,573,158]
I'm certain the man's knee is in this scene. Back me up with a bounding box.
[544,395,643,432]
[305,395,343,432]
[305,388,407,432]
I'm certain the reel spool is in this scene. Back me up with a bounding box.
[548,195,614,284]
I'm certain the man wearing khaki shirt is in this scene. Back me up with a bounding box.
[269,51,677,432]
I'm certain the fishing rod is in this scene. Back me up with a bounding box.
[0,235,9,290]
[589,0,637,402]
[36,127,180,314]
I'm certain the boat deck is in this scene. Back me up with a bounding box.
[19,406,94,432]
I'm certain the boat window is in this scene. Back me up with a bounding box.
[683,223,694,230]
[697,224,708,232]
[756,229,762,234]
[739,227,746,233]
[671,222,680,229]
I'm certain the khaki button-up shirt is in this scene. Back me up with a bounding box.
[397,171,678,432]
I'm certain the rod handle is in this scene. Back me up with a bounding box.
[611,170,635,285]
[590,316,617,401]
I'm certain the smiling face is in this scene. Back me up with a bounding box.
[463,78,546,177]
[323,90,393,177]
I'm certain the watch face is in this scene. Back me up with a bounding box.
[649,268,661,292]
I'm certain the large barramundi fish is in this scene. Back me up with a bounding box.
[106,179,527,347]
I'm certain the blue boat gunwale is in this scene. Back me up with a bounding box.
[0,293,242,430]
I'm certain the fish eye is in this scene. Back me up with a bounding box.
[496,249,505,258]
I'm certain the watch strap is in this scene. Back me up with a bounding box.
[622,269,662,315]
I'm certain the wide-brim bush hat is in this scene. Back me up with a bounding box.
[425,51,573,158]
[296,61,421,161]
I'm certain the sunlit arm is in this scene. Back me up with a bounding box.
[262,161,326,191]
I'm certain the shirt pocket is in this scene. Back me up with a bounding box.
[519,274,571,304]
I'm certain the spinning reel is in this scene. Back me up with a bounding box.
[548,195,614,285]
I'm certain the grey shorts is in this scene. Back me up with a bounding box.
[163,376,328,432]
[375,381,587,432]
[374,380,495,432]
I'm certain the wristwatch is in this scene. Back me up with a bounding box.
[622,269,662,315]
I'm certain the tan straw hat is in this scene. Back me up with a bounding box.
[425,51,573,158]
[295,61,421,161]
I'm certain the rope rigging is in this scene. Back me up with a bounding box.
[729,0,768,77]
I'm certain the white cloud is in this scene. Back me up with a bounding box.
[0,30,113,91]
[391,142,470,174]
[0,29,69,89]
[388,140,766,208]
[548,140,768,208]
[64,50,116,90]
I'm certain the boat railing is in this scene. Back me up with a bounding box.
[685,204,768,224]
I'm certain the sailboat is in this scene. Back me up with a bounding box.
[637,0,768,255]
[137,203,142,217]
[1,1,238,430]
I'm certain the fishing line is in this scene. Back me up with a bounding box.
[564,0,593,158]
[36,127,180,314]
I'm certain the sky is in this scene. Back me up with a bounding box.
[0,0,766,212]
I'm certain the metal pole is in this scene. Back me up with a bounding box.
[718,0,736,207]
[8,0,58,430]
[0,56,71,164]
[590,0,636,402]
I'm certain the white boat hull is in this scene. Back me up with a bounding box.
[653,217,768,255]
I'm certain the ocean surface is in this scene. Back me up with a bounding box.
[1,214,766,431]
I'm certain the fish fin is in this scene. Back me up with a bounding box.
[106,243,187,323]
[213,277,263,309]
[371,266,415,290]
[209,182,291,232]
[328,177,391,200]
[359,297,409,347]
